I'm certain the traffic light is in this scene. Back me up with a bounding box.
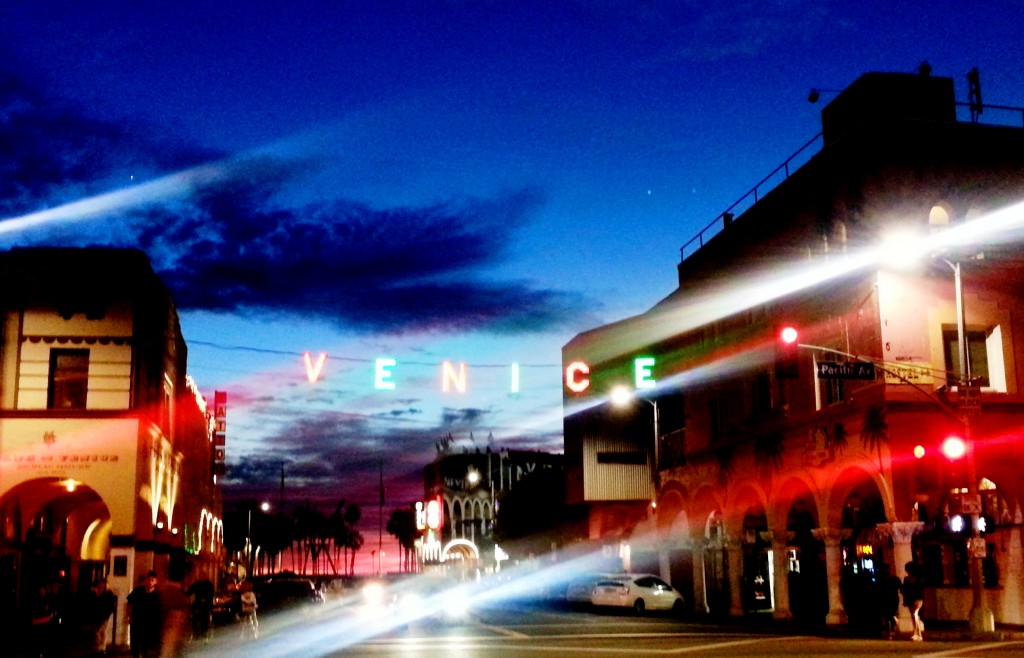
[941,435,967,460]
[940,434,969,493]
[775,325,800,378]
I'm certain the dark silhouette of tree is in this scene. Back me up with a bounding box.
[860,404,889,472]
[386,507,420,573]
[329,500,363,575]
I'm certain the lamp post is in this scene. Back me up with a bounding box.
[247,501,270,578]
[611,385,660,491]
[943,259,994,634]
[879,232,994,634]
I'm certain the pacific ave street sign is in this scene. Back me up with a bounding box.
[815,361,876,380]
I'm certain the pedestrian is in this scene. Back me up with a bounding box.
[877,564,901,639]
[157,577,191,657]
[185,575,215,642]
[28,585,57,657]
[901,560,925,641]
[127,571,162,658]
[92,579,118,654]
[238,580,258,639]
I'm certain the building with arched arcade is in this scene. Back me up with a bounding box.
[0,248,224,647]
[419,446,564,571]
[563,70,1024,630]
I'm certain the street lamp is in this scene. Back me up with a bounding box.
[610,385,660,490]
[943,258,994,634]
[246,501,270,578]
[879,230,993,632]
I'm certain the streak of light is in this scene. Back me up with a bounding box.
[569,199,1024,381]
[0,162,231,234]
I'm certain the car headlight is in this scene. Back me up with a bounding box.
[362,582,386,606]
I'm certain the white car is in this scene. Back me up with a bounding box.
[590,574,684,615]
[565,573,613,605]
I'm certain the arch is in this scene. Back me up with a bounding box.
[928,201,954,226]
[691,485,725,539]
[725,484,767,540]
[441,538,479,561]
[825,465,890,532]
[450,499,463,539]
[656,482,689,535]
[0,477,112,600]
[772,475,822,535]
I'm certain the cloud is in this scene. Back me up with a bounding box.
[0,66,595,335]
[0,68,216,216]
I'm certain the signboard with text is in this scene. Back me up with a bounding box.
[816,361,876,380]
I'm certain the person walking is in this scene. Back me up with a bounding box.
[127,571,162,658]
[28,585,57,657]
[185,575,215,642]
[877,564,902,639]
[901,560,925,641]
[238,580,258,639]
[91,580,118,654]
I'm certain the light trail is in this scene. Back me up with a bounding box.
[0,162,235,235]
[191,548,619,657]
[566,198,1024,402]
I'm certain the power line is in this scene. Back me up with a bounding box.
[188,339,562,368]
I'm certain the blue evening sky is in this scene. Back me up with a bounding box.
[3,1,1023,567]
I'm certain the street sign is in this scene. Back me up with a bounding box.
[961,493,983,515]
[816,361,876,380]
[960,383,982,415]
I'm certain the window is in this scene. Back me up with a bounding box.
[48,349,89,409]
[942,328,990,387]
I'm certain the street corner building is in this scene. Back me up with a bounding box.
[0,247,225,648]
[562,70,1024,631]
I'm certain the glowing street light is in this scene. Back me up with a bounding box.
[610,385,660,492]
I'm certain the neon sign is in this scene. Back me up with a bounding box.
[303,352,327,383]
[564,357,656,394]
[300,353,656,396]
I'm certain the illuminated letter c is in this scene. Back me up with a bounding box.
[565,361,591,393]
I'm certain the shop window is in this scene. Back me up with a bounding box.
[47,349,89,409]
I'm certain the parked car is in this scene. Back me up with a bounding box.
[253,576,324,615]
[565,573,613,606]
[590,574,684,615]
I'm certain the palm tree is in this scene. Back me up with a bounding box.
[829,421,849,455]
[386,507,420,572]
[860,404,889,472]
[347,530,364,575]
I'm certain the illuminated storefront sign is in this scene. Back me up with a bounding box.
[416,497,444,531]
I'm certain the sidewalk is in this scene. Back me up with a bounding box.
[707,614,1024,642]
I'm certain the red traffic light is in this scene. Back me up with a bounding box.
[780,326,798,344]
[941,435,967,460]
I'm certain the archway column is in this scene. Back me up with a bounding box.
[812,527,847,625]
[770,532,791,620]
[724,535,744,617]
[689,538,710,614]
[877,521,924,633]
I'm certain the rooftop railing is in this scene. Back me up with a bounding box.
[679,132,823,262]
[679,102,1024,263]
